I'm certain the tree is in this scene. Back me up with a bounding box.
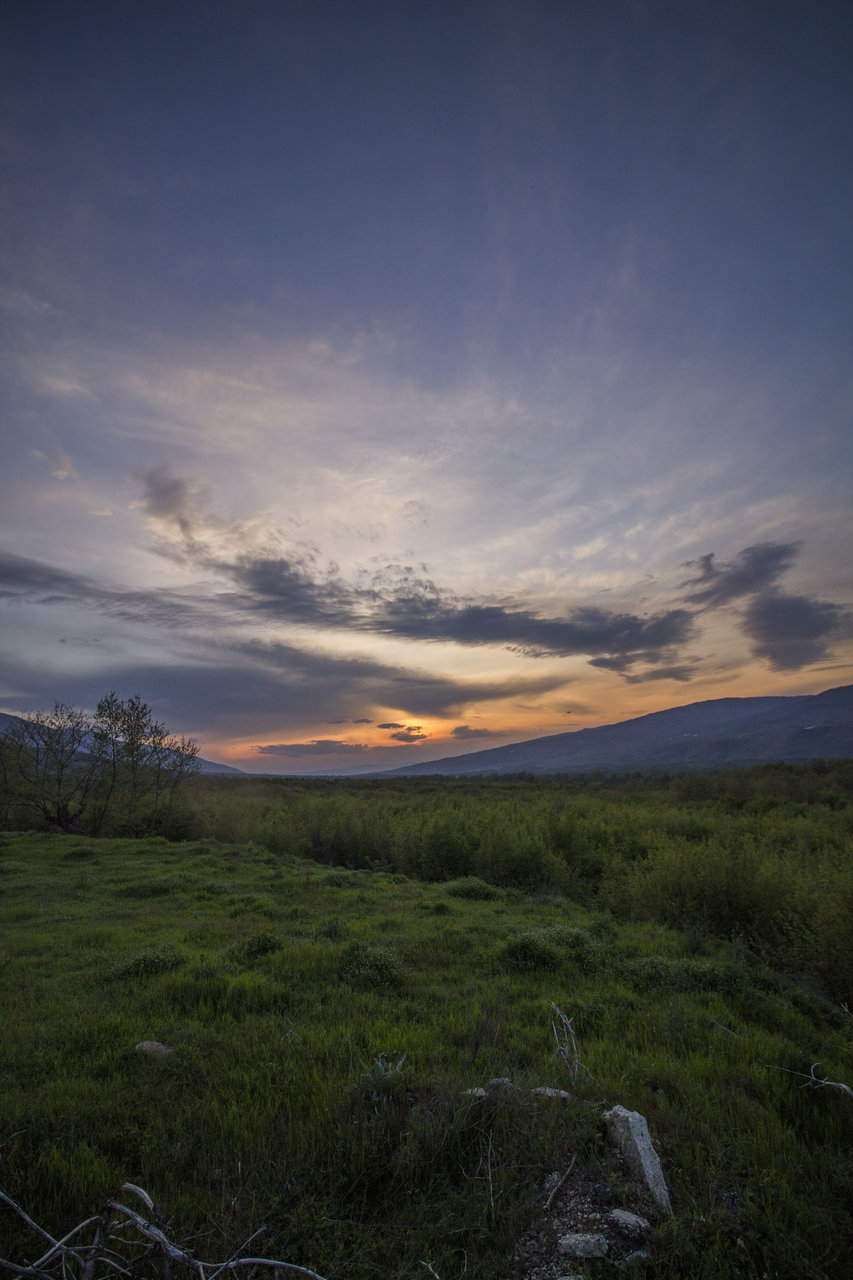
[0,695,199,835]
[2,703,101,833]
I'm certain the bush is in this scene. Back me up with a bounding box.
[499,930,561,973]
[339,941,403,988]
[444,876,500,900]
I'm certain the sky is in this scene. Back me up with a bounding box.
[1,0,852,774]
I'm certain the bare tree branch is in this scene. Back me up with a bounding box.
[0,1187,336,1280]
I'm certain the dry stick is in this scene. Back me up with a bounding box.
[0,1260,58,1279]
[764,1060,852,1097]
[104,1201,204,1280]
[29,1219,101,1270]
[210,1260,334,1279]
[544,1154,577,1212]
[207,1229,267,1280]
[0,1192,61,1250]
[0,1186,336,1280]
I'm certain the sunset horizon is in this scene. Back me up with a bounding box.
[2,1,851,775]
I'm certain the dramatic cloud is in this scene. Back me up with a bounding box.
[682,544,799,608]
[679,543,847,673]
[389,729,428,743]
[133,473,700,669]
[254,740,369,757]
[742,592,845,671]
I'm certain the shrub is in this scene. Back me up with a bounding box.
[499,930,561,973]
[339,941,403,988]
[445,876,500,900]
[546,924,607,973]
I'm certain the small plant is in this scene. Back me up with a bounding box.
[550,1002,591,1090]
[360,1053,407,1097]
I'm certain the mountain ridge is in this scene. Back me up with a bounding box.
[379,684,853,777]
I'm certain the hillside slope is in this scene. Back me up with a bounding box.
[384,684,853,776]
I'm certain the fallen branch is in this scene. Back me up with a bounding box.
[544,1154,577,1212]
[764,1061,852,1098]
[0,1184,335,1280]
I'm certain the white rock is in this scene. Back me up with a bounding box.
[462,1087,487,1097]
[486,1076,517,1090]
[603,1105,672,1216]
[606,1208,651,1238]
[557,1233,608,1259]
[531,1086,571,1100]
[134,1040,172,1055]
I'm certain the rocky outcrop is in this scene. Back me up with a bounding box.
[603,1105,672,1216]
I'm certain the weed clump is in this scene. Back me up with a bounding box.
[107,945,183,981]
[229,931,281,963]
[339,940,403,988]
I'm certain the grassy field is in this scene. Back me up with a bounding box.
[1,769,852,1278]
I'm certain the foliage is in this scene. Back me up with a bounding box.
[0,695,199,836]
[1,827,851,1278]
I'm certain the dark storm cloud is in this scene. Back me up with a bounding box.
[377,722,406,730]
[742,592,845,670]
[451,724,510,739]
[254,740,369,757]
[389,729,428,743]
[681,543,799,608]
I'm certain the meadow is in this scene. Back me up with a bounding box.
[1,762,852,1278]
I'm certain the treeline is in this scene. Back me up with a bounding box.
[0,695,199,836]
[180,760,853,1002]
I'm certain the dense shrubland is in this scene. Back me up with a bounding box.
[1,763,851,1278]
[168,761,853,1002]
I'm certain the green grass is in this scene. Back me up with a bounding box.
[0,826,851,1279]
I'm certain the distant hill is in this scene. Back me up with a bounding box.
[382,684,853,777]
[0,711,244,776]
